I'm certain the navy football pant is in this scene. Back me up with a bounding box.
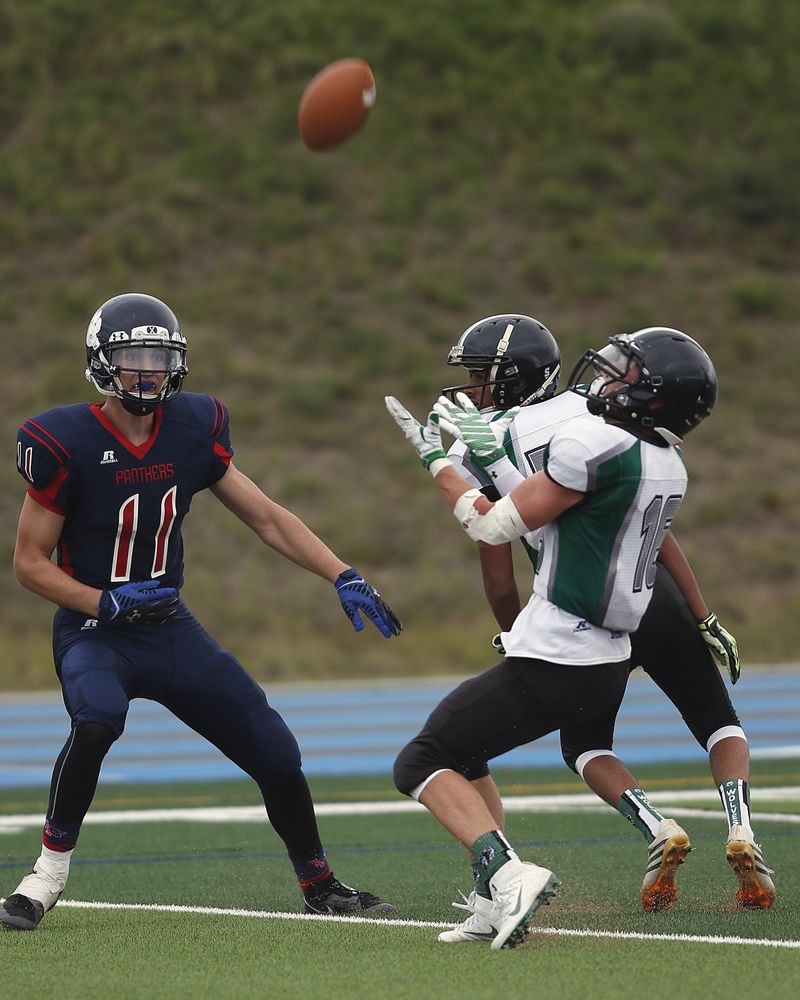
[49,604,323,858]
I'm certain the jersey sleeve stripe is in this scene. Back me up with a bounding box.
[210,397,224,438]
[25,420,71,459]
[27,466,69,515]
[19,425,69,467]
[212,440,232,465]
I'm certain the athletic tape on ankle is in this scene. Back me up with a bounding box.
[574,749,618,779]
[706,725,747,752]
[453,490,528,545]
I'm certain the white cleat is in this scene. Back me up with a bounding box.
[0,854,69,931]
[488,860,560,951]
[438,889,496,943]
[725,824,776,910]
[640,818,691,913]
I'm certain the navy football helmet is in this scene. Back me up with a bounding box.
[443,314,560,411]
[567,327,717,443]
[85,293,188,415]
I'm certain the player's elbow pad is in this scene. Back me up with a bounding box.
[453,489,529,545]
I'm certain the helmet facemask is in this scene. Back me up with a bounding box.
[85,299,189,416]
[568,329,717,444]
[101,342,188,415]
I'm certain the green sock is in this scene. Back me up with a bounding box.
[470,830,517,899]
[618,787,664,843]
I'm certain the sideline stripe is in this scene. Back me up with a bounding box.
[53,900,800,950]
[1,787,798,833]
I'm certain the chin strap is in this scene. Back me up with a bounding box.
[653,426,683,445]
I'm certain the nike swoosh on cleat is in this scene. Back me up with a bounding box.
[506,888,524,917]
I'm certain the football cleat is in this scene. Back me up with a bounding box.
[438,889,496,943]
[641,818,692,912]
[0,894,46,932]
[725,825,776,910]
[303,876,396,915]
[488,859,560,950]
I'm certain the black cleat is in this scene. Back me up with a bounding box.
[0,894,46,931]
[303,877,396,915]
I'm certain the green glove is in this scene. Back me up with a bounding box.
[698,612,740,684]
[433,392,519,468]
[385,396,449,474]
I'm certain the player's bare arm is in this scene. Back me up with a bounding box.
[477,542,520,631]
[656,529,709,619]
[13,495,103,617]
[211,462,400,638]
[657,528,740,682]
[434,463,583,542]
[210,461,348,582]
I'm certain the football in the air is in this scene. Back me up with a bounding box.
[298,58,376,151]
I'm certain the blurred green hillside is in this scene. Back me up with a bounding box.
[1,0,798,690]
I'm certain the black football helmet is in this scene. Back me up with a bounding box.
[443,314,560,410]
[85,293,188,416]
[567,327,717,443]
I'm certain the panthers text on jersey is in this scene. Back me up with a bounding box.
[16,393,233,592]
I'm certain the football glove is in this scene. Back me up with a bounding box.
[433,392,519,468]
[698,612,740,684]
[99,580,180,626]
[334,568,403,639]
[385,396,448,474]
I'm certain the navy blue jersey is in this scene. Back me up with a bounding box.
[16,392,233,591]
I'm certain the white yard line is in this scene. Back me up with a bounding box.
[49,900,800,950]
[1,786,799,833]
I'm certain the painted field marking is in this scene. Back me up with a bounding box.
[1,787,799,834]
[49,900,800,950]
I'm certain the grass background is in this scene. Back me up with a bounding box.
[1,760,798,998]
[1,0,799,688]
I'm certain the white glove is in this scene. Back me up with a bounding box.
[385,396,451,476]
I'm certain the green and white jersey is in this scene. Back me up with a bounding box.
[504,419,687,665]
[448,391,595,559]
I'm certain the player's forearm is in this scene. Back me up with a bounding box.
[478,544,520,630]
[257,507,349,582]
[13,553,101,617]
[656,530,709,620]
[433,465,492,514]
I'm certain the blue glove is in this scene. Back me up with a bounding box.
[334,568,403,639]
[99,580,180,626]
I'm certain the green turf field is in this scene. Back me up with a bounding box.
[2,759,798,999]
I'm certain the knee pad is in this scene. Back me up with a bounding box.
[394,737,456,797]
[707,725,747,753]
[572,749,618,778]
[65,671,130,738]
[60,643,130,738]
[685,707,742,749]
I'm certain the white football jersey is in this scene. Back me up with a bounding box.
[448,392,595,557]
[448,393,688,665]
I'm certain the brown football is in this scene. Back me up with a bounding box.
[298,58,376,151]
